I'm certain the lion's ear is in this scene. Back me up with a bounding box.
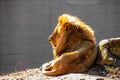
[58,14,69,25]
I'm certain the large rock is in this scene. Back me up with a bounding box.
[97,37,120,66]
[0,68,113,80]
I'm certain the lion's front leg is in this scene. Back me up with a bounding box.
[41,60,54,71]
[41,52,80,76]
[41,58,66,76]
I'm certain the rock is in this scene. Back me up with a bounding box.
[97,37,120,66]
[0,68,114,80]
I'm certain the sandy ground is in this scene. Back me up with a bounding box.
[0,68,117,80]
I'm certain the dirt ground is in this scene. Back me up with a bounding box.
[0,65,119,80]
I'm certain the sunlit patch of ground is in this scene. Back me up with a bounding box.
[0,65,119,80]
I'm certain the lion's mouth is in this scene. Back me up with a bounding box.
[52,44,57,49]
[50,41,57,49]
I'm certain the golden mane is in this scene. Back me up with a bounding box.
[58,14,95,44]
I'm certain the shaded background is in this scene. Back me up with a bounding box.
[0,0,120,73]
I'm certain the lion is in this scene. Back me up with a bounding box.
[41,14,97,76]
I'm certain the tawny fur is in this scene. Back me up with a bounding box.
[41,14,97,76]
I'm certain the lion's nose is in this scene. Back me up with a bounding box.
[48,33,54,41]
[48,35,52,41]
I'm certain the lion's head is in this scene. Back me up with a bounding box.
[49,14,95,58]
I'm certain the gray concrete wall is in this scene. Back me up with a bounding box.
[0,0,120,73]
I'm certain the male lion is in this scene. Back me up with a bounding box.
[41,14,97,76]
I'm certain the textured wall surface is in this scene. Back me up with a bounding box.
[0,0,120,73]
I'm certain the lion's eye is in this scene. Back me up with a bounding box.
[65,26,68,31]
